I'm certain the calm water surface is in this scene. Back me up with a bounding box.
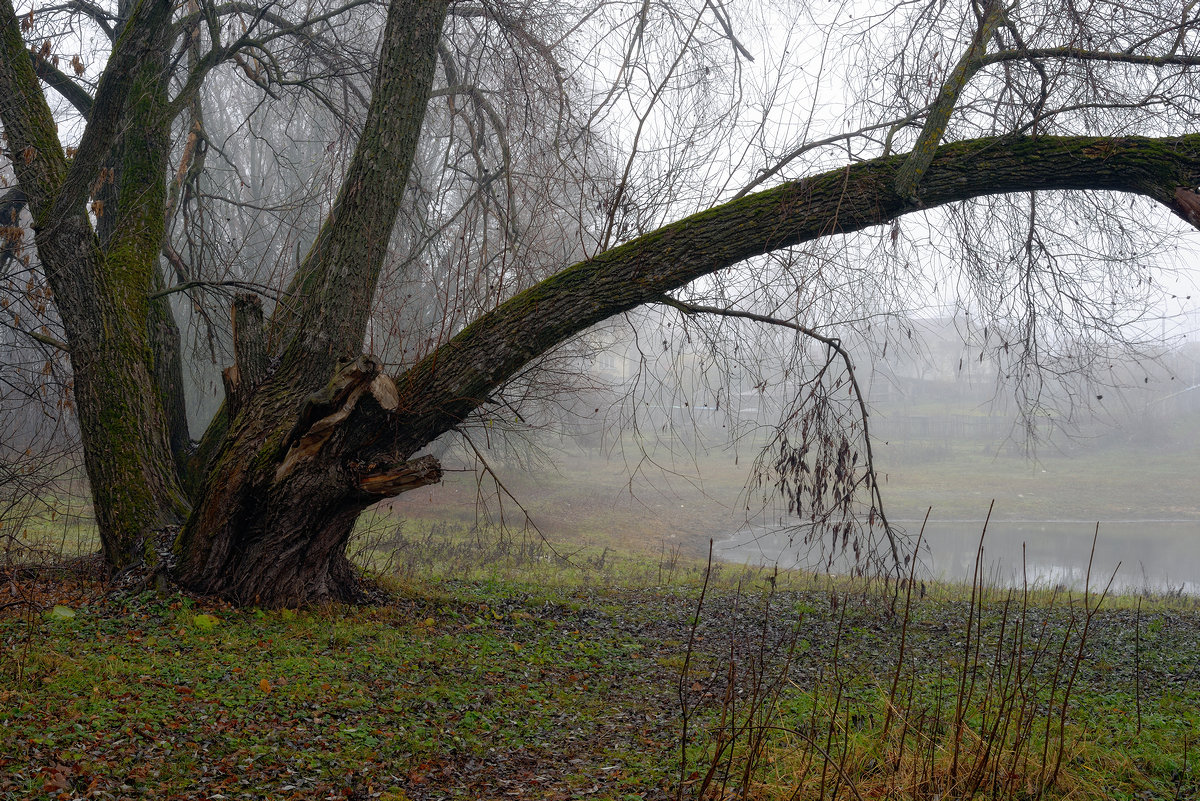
[717,519,1200,595]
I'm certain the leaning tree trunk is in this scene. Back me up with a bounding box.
[177,132,1200,607]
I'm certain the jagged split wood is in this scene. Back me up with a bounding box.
[357,454,442,496]
[277,355,403,482]
[283,355,442,498]
[1173,187,1200,228]
[176,351,443,605]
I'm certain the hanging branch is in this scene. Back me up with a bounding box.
[654,294,901,572]
[459,431,577,567]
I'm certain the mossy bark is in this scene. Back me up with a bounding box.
[0,0,187,568]
[892,0,1004,198]
[176,357,441,605]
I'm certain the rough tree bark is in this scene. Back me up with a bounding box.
[3,0,1200,605]
[0,0,189,569]
[171,0,452,605]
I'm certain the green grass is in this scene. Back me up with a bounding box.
[1,578,685,799]
[3,421,1199,799]
[2,554,1198,800]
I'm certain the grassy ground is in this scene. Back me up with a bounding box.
[2,546,1198,801]
[2,422,1198,799]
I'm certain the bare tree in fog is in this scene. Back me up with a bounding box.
[2,0,1200,603]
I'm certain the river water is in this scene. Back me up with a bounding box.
[716,519,1200,595]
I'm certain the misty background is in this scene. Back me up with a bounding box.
[361,301,1200,595]
[4,285,1199,592]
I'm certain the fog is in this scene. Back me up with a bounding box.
[398,307,1200,594]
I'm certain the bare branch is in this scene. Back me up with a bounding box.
[703,0,753,62]
[733,112,924,200]
[981,46,1200,70]
[460,430,576,566]
[147,279,280,300]
[893,0,1005,200]
[30,52,94,117]
[653,294,899,568]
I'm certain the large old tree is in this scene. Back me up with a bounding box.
[2,0,1200,605]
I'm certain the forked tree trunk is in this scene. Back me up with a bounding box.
[175,355,442,604]
[172,0,450,605]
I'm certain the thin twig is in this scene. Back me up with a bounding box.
[459,431,576,567]
[147,279,280,300]
[1050,524,1119,788]
[760,724,868,801]
[883,507,929,739]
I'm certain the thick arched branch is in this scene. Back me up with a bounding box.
[34,0,116,36]
[391,133,1200,455]
[652,295,899,568]
[147,278,279,300]
[172,0,375,44]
